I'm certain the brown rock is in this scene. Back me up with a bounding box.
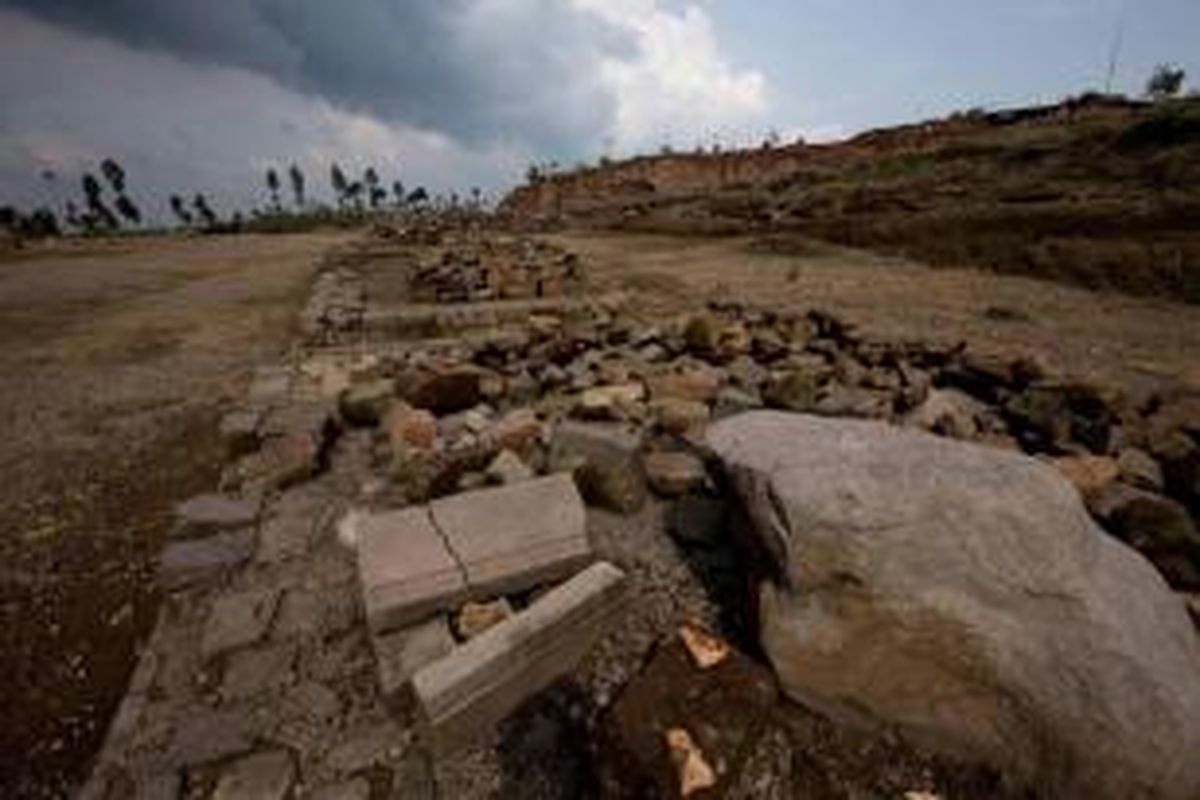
[650,369,722,404]
[644,451,707,497]
[1053,455,1119,498]
[455,599,514,640]
[652,398,711,436]
[402,365,489,415]
[1118,448,1165,492]
[386,403,438,454]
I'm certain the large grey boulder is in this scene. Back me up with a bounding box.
[707,411,1200,800]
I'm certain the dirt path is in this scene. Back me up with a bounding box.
[550,231,1200,396]
[0,232,353,798]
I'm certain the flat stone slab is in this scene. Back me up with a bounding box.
[430,473,590,596]
[412,561,628,755]
[202,588,281,660]
[159,529,255,590]
[173,493,261,540]
[212,750,294,800]
[359,507,467,634]
[358,475,592,633]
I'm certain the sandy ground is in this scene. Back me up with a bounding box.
[550,231,1200,397]
[0,232,352,798]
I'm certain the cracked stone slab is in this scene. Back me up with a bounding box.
[202,588,282,660]
[429,473,591,596]
[358,507,467,634]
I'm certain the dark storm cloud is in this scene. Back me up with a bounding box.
[0,0,628,152]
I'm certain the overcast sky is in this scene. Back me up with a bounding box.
[2,0,1197,219]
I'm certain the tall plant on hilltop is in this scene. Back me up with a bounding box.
[330,163,348,210]
[169,194,193,227]
[265,167,281,211]
[364,167,386,210]
[99,157,141,226]
[1146,64,1186,99]
[288,164,306,209]
[81,171,118,232]
[192,193,217,229]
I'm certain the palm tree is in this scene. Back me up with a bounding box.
[266,167,281,211]
[330,163,348,209]
[81,172,118,231]
[364,167,387,210]
[169,194,193,226]
[114,195,141,226]
[288,164,306,209]
[192,193,217,229]
[100,158,126,194]
[408,186,429,206]
[391,180,406,208]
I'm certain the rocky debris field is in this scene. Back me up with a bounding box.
[81,217,1199,800]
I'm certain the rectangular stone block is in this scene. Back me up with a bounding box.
[159,529,255,590]
[430,474,591,597]
[411,561,628,755]
[359,508,466,634]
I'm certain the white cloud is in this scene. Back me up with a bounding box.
[572,0,769,152]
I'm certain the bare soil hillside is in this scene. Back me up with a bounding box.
[505,96,1200,302]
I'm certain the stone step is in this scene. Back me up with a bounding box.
[411,561,628,755]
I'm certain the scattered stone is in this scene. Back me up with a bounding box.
[201,588,281,660]
[385,403,438,455]
[678,625,730,670]
[651,398,710,436]
[708,412,1200,800]
[413,562,628,755]
[485,449,534,485]
[339,379,395,426]
[430,474,591,596]
[813,383,893,418]
[358,507,467,634]
[159,529,255,590]
[1087,482,1200,586]
[576,383,645,420]
[1052,455,1120,498]
[597,637,776,798]
[550,421,647,514]
[486,408,543,452]
[1117,448,1165,491]
[683,314,720,354]
[643,450,708,497]
[763,369,820,412]
[713,386,762,418]
[373,617,456,706]
[666,728,717,798]
[904,388,988,439]
[173,493,260,540]
[212,750,294,800]
[650,368,722,404]
[455,598,514,640]
[402,365,488,415]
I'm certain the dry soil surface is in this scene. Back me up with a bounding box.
[0,232,351,798]
[550,231,1200,397]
